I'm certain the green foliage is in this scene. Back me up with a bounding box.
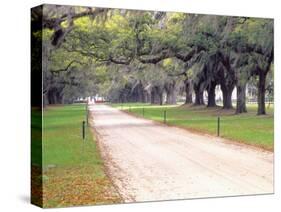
[43,6,274,106]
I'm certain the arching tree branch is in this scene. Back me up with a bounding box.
[50,60,85,73]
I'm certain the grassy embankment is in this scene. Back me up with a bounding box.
[112,103,274,151]
[33,104,121,208]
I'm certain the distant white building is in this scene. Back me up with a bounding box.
[92,95,106,103]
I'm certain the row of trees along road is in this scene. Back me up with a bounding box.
[31,5,274,115]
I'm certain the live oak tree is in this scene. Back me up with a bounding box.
[32,5,108,105]
[36,5,274,116]
[225,18,274,114]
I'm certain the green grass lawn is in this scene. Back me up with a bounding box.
[31,107,43,206]
[40,104,121,208]
[111,103,274,151]
[31,107,42,167]
[43,104,98,167]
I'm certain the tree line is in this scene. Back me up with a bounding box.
[31,5,274,115]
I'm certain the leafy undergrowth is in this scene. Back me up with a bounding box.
[43,166,121,208]
[31,165,43,206]
[112,103,274,151]
[41,104,121,208]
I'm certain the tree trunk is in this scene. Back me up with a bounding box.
[144,90,151,103]
[136,83,145,102]
[151,89,155,104]
[194,82,205,105]
[221,84,234,109]
[194,90,204,105]
[236,83,247,114]
[159,93,163,105]
[151,86,163,105]
[47,88,63,104]
[257,72,266,115]
[222,90,233,109]
[207,82,216,107]
[194,89,200,105]
[184,79,193,104]
[165,81,177,105]
[47,89,55,104]
[166,90,177,104]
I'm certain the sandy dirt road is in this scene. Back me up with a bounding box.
[89,104,273,202]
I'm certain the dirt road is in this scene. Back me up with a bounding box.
[89,104,273,202]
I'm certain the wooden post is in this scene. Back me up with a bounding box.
[217,116,220,136]
[82,121,86,140]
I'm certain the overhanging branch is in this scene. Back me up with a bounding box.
[109,55,132,65]
[50,60,85,73]
[138,50,174,64]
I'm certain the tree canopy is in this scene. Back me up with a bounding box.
[32,5,274,115]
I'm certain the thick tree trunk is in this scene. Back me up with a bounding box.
[165,81,177,105]
[143,91,149,103]
[151,86,163,105]
[207,82,216,107]
[56,91,63,104]
[194,89,200,105]
[159,93,163,105]
[194,90,204,105]
[130,87,137,102]
[221,84,234,109]
[222,90,233,109]
[47,89,55,104]
[144,90,151,103]
[200,83,205,105]
[135,83,145,102]
[199,90,204,104]
[151,91,155,104]
[120,86,131,103]
[194,82,205,105]
[120,91,127,103]
[184,79,193,104]
[257,72,266,115]
[236,83,247,114]
[166,91,177,104]
[47,88,63,104]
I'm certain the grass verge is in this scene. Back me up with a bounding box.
[41,104,121,208]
